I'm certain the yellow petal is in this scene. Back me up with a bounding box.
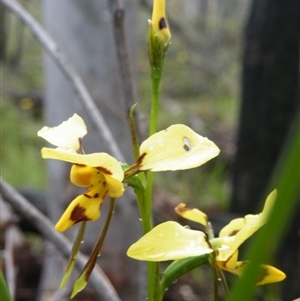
[70,165,97,187]
[151,0,171,45]
[255,264,286,285]
[217,260,286,285]
[38,114,86,152]
[138,124,220,171]
[217,251,245,277]
[217,190,277,261]
[175,203,208,227]
[127,221,212,261]
[105,175,124,198]
[41,150,124,181]
[55,185,108,232]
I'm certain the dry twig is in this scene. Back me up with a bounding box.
[0,177,122,301]
[0,0,124,160]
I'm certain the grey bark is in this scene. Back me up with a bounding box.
[38,1,144,300]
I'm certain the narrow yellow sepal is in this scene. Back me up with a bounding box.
[217,189,277,261]
[175,203,208,227]
[256,264,286,285]
[151,0,171,45]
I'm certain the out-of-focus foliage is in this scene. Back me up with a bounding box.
[2,0,248,206]
[1,4,46,188]
[137,0,248,209]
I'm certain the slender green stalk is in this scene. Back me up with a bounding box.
[71,198,116,297]
[212,263,219,301]
[149,76,161,135]
[217,267,230,298]
[0,270,13,301]
[60,221,87,288]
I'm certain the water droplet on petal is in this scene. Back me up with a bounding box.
[158,230,164,237]
[145,247,166,259]
[157,138,165,147]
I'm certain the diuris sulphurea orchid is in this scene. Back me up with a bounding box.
[127,190,286,285]
[38,114,124,231]
[38,114,220,232]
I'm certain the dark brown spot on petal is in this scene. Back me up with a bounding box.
[84,193,92,198]
[70,205,90,223]
[159,17,167,30]
[102,181,106,187]
[93,193,99,198]
[96,166,112,175]
[228,230,240,236]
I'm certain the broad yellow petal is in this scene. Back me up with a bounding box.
[70,165,97,187]
[127,221,212,261]
[138,124,220,171]
[55,184,108,232]
[41,150,124,181]
[105,175,124,198]
[175,203,208,227]
[38,114,86,152]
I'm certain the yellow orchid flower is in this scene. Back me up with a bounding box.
[38,115,219,231]
[38,114,124,232]
[127,190,286,285]
[132,124,220,172]
[150,0,171,46]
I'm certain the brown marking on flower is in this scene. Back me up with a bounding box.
[70,205,90,223]
[159,17,167,30]
[84,193,92,198]
[227,229,241,236]
[93,193,99,198]
[175,203,190,213]
[76,138,84,154]
[102,181,106,187]
[136,152,147,168]
[74,163,86,167]
[96,166,112,175]
[102,191,108,200]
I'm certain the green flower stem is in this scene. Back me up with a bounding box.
[149,75,161,135]
[71,198,116,298]
[60,221,87,288]
[145,22,170,301]
[217,267,230,298]
[212,264,219,301]
[159,254,210,300]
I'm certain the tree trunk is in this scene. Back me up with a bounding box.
[37,1,144,300]
[231,0,299,299]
